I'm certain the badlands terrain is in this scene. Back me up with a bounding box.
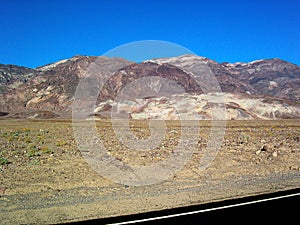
[0,55,299,223]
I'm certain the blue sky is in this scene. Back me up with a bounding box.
[0,0,299,68]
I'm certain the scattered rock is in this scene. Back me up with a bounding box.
[272,151,278,157]
[274,142,283,149]
[260,145,268,151]
[255,150,261,155]
[0,112,9,117]
[292,136,299,142]
[289,165,300,171]
[0,187,7,195]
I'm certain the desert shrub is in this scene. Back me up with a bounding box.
[56,140,67,147]
[29,159,40,165]
[26,149,40,157]
[7,136,14,141]
[25,137,32,143]
[39,129,49,134]
[237,133,251,144]
[0,157,9,165]
[26,144,40,157]
[40,146,52,154]
[13,131,21,138]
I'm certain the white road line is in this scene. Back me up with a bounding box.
[109,192,300,225]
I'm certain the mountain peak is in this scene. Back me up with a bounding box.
[144,54,217,67]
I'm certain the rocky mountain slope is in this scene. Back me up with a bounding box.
[0,55,299,119]
[0,56,131,118]
[0,64,36,94]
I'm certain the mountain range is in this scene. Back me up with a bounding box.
[0,55,299,120]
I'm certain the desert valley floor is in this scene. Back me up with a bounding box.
[0,119,299,224]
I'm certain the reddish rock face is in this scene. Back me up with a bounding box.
[99,62,203,102]
[0,55,299,119]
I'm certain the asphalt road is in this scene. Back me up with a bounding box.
[68,188,300,225]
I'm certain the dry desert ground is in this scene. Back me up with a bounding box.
[0,119,299,224]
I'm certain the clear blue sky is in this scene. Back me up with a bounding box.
[1,0,299,68]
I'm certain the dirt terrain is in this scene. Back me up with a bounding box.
[0,119,299,224]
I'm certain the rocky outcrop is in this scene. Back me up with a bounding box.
[221,58,300,101]
[91,93,300,120]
